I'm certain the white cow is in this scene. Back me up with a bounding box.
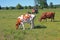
[16,14,35,30]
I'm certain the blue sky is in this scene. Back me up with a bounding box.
[0,0,60,7]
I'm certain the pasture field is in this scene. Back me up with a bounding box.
[0,9,60,40]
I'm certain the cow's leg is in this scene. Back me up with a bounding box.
[30,19,34,29]
[51,15,55,22]
[21,22,25,30]
[45,18,47,22]
[51,17,54,22]
[52,18,54,22]
[50,18,51,22]
[52,13,55,22]
[19,24,22,29]
[51,18,54,22]
[53,16,54,22]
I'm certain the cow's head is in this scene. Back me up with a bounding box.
[16,18,21,30]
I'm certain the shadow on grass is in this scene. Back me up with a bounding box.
[19,25,47,30]
[53,20,60,22]
[34,25,47,29]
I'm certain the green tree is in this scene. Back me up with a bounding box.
[28,6,32,9]
[4,6,9,10]
[34,0,48,8]
[49,2,53,8]
[0,6,1,9]
[16,4,23,9]
[24,6,28,9]
[9,6,15,9]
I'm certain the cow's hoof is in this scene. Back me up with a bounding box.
[23,28,25,30]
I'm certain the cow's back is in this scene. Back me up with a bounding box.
[41,12,47,19]
[46,12,55,18]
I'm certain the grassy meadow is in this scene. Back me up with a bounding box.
[0,9,60,40]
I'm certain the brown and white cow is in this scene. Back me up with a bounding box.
[39,12,55,22]
[16,13,35,30]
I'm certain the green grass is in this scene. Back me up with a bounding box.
[0,9,60,40]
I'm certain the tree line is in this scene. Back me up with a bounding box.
[0,4,34,10]
[0,0,60,10]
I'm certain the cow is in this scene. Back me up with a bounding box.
[32,8,38,14]
[39,12,55,22]
[16,13,35,30]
